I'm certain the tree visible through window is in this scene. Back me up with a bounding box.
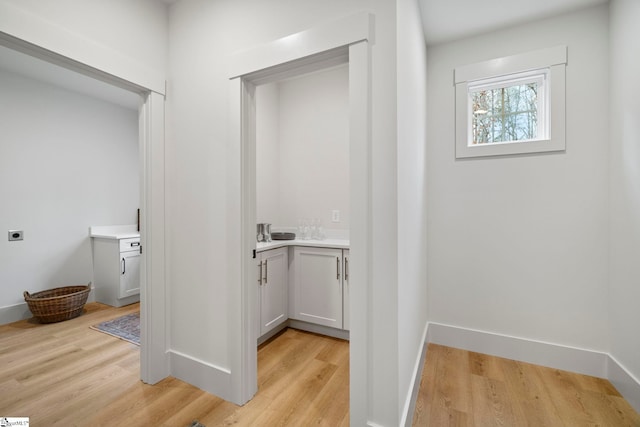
[471,82,538,144]
[467,70,547,146]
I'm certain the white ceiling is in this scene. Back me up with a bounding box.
[419,0,609,45]
[0,0,610,107]
[0,44,140,110]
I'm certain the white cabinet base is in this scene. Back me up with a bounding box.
[256,244,350,344]
[257,321,350,346]
[257,247,288,340]
[92,237,140,307]
[289,246,343,329]
[257,322,289,346]
[288,320,350,341]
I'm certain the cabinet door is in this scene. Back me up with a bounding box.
[120,251,140,298]
[259,247,288,336]
[292,246,343,328]
[342,249,350,331]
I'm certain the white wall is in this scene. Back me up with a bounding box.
[0,0,167,93]
[0,69,139,318]
[427,6,610,350]
[256,83,281,226]
[167,1,402,425]
[256,65,350,233]
[0,0,166,72]
[397,0,428,423]
[608,0,640,407]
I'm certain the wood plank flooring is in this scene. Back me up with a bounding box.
[412,343,640,427]
[2,303,638,426]
[0,302,349,427]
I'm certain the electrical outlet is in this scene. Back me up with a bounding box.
[332,210,340,223]
[8,230,23,241]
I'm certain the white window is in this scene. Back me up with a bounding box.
[469,69,548,145]
[455,46,567,159]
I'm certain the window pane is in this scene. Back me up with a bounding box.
[471,81,538,145]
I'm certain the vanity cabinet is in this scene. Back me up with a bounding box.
[257,247,288,337]
[92,236,140,307]
[290,246,344,329]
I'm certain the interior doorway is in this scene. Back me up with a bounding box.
[251,57,351,410]
[227,15,373,420]
[0,32,167,385]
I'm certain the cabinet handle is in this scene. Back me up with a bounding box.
[337,257,340,280]
[130,242,140,247]
[264,259,268,284]
[345,257,349,281]
[122,258,126,275]
[258,261,263,285]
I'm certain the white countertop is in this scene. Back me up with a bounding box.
[90,225,140,240]
[256,238,349,252]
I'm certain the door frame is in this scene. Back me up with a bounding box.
[227,13,373,424]
[0,31,169,384]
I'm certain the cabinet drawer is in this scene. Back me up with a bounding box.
[119,238,141,252]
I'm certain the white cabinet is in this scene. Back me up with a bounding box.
[290,246,344,329]
[257,247,288,337]
[120,239,141,299]
[92,236,140,307]
[342,249,350,331]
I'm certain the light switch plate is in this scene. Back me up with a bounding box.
[332,210,340,223]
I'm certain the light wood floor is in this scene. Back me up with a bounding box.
[0,302,349,426]
[2,303,638,426]
[412,343,640,427]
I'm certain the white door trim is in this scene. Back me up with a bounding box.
[228,11,373,80]
[227,75,258,403]
[228,15,373,426]
[347,40,372,425]
[0,2,164,94]
[0,31,169,385]
[138,91,169,384]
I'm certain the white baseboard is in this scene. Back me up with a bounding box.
[400,322,429,427]
[426,322,640,414]
[288,319,350,341]
[427,322,608,378]
[607,354,640,413]
[168,349,232,402]
[257,322,289,346]
[0,302,31,325]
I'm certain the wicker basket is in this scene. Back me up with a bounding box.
[23,284,91,324]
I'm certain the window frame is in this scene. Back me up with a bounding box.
[455,46,567,159]
[468,69,548,146]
